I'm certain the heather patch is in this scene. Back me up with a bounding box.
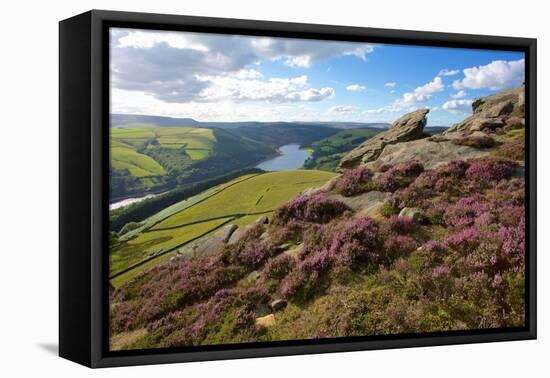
[335,167,374,196]
[111,156,525,348]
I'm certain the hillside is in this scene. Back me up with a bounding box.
[110,126,276,200]
[110,170,336,288]
[109,85,526,350]
[111,113,389,130]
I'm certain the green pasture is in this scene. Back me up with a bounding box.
[110,170,335,287]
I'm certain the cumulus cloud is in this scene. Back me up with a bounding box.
[251,38,375,68]
[450,90,467,99]
[196,74,334,103]
[365,77,444,114]
[112,88,334,122]
[442,99,473,115]
[235,69,263,79]
[329,105,354,113]
[384,82,397,87]
[438,68,460,76]
[346,84,367,92]
[391,76,444,110]
[110,28,374,104]
[452,59,524,90]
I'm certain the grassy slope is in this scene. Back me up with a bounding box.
[154,127,215,159]
[152,170,335,230]
[110,125,279,200]
[111,144,167,177]
[110,170,336,287]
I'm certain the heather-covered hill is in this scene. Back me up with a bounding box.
[109,86,526,350]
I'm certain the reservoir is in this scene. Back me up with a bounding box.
[110,192,164,211]
[111,144,311,210]
[255,144,311,171]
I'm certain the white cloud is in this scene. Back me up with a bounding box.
[111,28,374,104]
[385,82,397,87]
[365,77,444,114]
[112,88,337,122]
[196,74,334,103]
[450,90,467,99]
[285,55,312,68]
[329,105,354,113]
[235,69,263,79]
[390,89,395,94]
[116,30,209,51]
[438,68,460,76]
[251,37,375,68]
[346,84,367,92]
[442,99,473,115]
[452,59,524,90]
[391,76,444,110]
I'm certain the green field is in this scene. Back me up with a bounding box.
[111,143,166,177]
[111,126,215,161]
[153,128,215,159]
[110,125,278,200]
[110,126,217,198]
[110,170,336,287]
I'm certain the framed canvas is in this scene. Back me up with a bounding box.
[59,10,537,368]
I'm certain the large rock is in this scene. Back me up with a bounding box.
[177,224,237,258]
[270,299,288,312]
[255,314,276,327]
[329,191,386,214]
[283,244,304,258]
[445,85,524,134]
[364,138,491,171]
[339,109,429,169]
[301,175,340,196]
[398,207,423,223]
[255,216,269,225]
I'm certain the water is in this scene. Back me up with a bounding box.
[110,144,311,210]
[255,144,312,171]
[110,193,161,211]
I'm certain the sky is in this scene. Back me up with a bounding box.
[110,28,525,126]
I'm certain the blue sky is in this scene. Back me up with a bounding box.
[110,28,525,126]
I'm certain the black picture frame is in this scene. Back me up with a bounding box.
[59,9,537,368]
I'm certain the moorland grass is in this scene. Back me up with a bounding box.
[152,170,336,230]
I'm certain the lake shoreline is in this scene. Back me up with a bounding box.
[254,144,312,171]
[110,144,311,210]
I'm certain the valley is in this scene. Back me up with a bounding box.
[110,85,526,350]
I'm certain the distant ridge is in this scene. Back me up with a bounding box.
[111,113,391,130]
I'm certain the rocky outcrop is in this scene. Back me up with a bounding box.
[255,314,276,327]
[301,175,340,196]
[270,299,288,312]
[339,109,429,169]
[444,85,524,134]
[364,138,491,171]
[329,191,386,214]
[398,207,423,223]
[176,224,237,259]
